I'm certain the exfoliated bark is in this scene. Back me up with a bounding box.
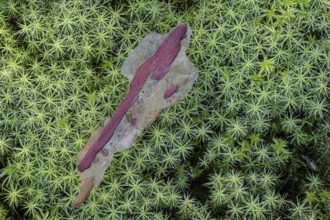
[77,24,188,172]
[72,23,198,208]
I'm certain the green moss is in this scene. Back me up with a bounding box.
[0,0,329,219]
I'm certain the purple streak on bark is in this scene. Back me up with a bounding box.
[77,23,188,172]
[131,118,137,125]
[151,24,188,80]
[164,84,179,99]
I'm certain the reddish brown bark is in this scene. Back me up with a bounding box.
[77,23,188,172]
[164,84,179,99]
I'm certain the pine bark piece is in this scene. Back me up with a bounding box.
[77,24,188,172]
[72,23,198,208]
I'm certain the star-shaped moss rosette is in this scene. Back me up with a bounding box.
[72,23,198,207]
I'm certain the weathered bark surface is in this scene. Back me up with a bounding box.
[72,23,198,208]
[77,24,188,172]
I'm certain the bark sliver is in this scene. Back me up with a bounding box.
[72,23,198,208]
